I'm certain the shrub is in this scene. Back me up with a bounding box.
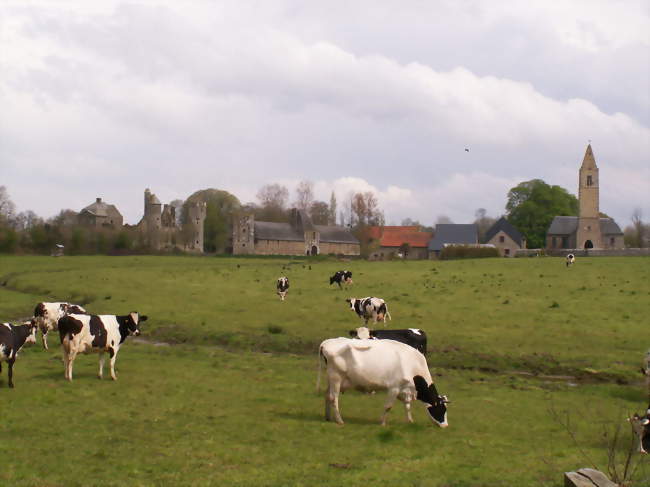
[439,245,499,260]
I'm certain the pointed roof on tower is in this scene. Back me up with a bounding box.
[580,144,597,170]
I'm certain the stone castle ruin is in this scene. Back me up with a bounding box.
[137,188,206,253]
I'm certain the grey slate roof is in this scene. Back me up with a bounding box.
[80,200,122,218]
[547,216,623,235]
[314,225,360,244]
[484,217,525,246]
[428,224,478,251]
[254,222,303,241]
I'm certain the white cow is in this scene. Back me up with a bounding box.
[318,337,449,427]
[566,254,575,267]
[33,302,87,350]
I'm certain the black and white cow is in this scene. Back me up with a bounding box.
[330,270,353,288]
[318,337,449,426]
[349,326,427,355]
[33,302,87,350]
[630,404,650,454]
[566,254,575,267]
[642,350,650,397]
[277,277,290,301]
[0,320,38,388]
[58,312,147,381]
[346,297,392,325]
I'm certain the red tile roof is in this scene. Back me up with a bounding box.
[367,226,433,248]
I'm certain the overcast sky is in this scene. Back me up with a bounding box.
[1,1,648,227]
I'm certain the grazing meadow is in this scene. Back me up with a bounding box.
[0,255,648,486]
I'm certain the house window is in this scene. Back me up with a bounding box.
[610,237,615,246]
[499,235,505,243]
[587,175,593,186]
[504,248,510,256]
[552,237,557,248]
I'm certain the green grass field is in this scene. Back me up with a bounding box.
[0,255,649,486]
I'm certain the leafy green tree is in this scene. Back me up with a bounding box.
[506,179,578,248]
[184,189,241,253]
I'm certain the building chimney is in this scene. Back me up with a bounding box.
[96,198,102,203]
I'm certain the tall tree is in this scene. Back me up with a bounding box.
[0,185,16,225]
[294,180,314,211]
[309,201,329,225]
[506,179,578,249]
[474,208,496,242]
[328,191,337,225]
[256,183,289,222]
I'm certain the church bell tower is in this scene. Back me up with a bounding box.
[576,144,602,249]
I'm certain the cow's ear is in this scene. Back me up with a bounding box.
[139,315,148,322]
[428,382,439,398]
[413,375,431,403]
[345,299,351,304]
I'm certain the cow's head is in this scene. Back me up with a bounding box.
[126,312,148,336]
[23,319,38,345]
[349,326,370,339]
[413,375,449,428]
[345,298,358,311]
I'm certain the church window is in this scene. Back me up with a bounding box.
[587,175,593,186]
[499,235,505,243]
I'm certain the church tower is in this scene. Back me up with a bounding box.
[576,144,602,249]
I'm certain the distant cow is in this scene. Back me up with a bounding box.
[33,302,87,350]
[566,254,575,267]
[330,270,353,288]
[58,312,147,381]
[0,320,38,388]
[642,350,650,396]
[318,337,449,426]
[346,297,391,325]
[349,326,427,355]
[277,277,290,301]
[630,404,650,454]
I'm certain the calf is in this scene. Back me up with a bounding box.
[0,320,38,388]
[566,254,575,267]
[630,404,650,454]
[276,277,290,301]
[58,312,147,381]
[318,337,449,426]
[329,270,353,288]
[346,297,392,325]
[349,326,427,355]
[33,302,87,350]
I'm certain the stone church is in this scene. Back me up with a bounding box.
[232,208,360,256]
[546,145,623,250]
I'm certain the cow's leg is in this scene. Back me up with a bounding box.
[328,378,344,424]
[42,328,49,351]
[324,386,332,421]
[403,393,414,423]
[8,358,15,388]
[61,344,70,380]
[98,352,105,379]
[67,349,78,382]
[109,348,118,380]
[380,389,399,426]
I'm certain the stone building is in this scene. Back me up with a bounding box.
[546,145,624,250]
[77,197,123,227]
[137,188,206,253]
[232,209,359,256]
[366,226,433,260]
[484,217,526,257]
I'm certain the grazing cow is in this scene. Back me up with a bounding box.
[329,270,353,288]
[0,320,38,388]
[33,302,87,350]
[566,254,575,267]
[318,337,449,426]
[346,297,392,325]
[277,277,290,301]
[349,326,427,355]
[630,405,650,454]
[58,312,147,381]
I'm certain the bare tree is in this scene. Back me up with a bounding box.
[474,208,496,242]
[436,215,454,225]
[294,180,314,211]
[0,186,16,224]
[257,183,289,222]
[328,191,337,225]
[631,208,645,248]
[309,201,329,225]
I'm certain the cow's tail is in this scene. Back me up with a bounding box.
[316,345,326,394]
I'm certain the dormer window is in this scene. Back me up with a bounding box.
[586,175,593,186]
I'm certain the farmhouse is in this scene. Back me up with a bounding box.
[546,145,624,250]
[232,209,359,256]
[483,217,526,257]
[367,225,433,260]
[77,197,123,228]
[428,224,478,259]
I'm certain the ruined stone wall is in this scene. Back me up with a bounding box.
[254,239,305,255]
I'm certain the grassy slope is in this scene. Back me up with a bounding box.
[0,255,649,486]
